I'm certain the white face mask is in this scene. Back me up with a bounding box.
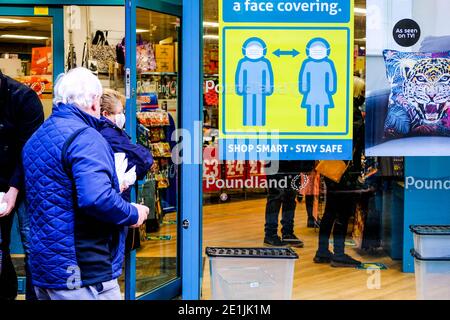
[309,45,328,60]
[115,113,126,129]
[246,44,264,60]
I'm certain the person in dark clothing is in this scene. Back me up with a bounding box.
[313,77,366,267]
[305,195,316,228]
[99,89,154,251]
[264,160,315,247]
[0,71,44,300]
[99,89,153,201]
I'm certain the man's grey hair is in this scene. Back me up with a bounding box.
[53,67,102,110]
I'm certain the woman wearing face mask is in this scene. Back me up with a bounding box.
[313,77,366,268]
[99,89,154,200]
[299,38,337,127]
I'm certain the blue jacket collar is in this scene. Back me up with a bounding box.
[101,116,118,129]
[100,116,131,139]
[53,103,105,130]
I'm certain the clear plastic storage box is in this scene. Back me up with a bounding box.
[206,247,299,300]
[412,250,450,300]
[410,226,450,258]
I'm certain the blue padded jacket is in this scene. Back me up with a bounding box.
[22,103,139,290]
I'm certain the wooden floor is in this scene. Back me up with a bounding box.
[138,197,416,300]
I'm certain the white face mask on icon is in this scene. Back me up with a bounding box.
[309,44,328,60]
[115,113,126,130]
[246,44,265,60]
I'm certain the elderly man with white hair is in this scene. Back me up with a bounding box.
[22,67,149,300]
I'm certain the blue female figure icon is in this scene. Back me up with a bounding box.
[299,38,337,127]
[236,37,274,127]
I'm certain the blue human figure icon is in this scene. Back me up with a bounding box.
[299,38,337,127]
[236,37,274,126]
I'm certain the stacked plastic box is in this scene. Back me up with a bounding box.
[206,247,299,300]
[410,226,450,300]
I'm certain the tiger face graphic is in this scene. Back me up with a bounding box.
[404,58,450,125]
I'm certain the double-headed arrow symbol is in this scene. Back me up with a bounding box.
[273,49,300,58]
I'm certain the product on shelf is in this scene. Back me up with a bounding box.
[204,87,219,107]
[31,47,52,75]
[151,142,172,158]
[137,124,150,148]
[155,44,175,73]
[15,75,52,97]
[203,44,219,74]
[155,173,170,189]
[138,92,159,111]
[137,111,170,127]
[150,128,166,143]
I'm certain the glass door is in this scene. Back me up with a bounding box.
[125,0,182,300]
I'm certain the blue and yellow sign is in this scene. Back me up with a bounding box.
[219,0,354,160]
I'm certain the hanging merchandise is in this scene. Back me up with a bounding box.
[67,29,77,71]
[89,30,117,74]
[67,46,77,71]
[117,35,157,73]
[81,42,88,69]
[137,35,157,73]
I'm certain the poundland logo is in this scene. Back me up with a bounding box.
[405,177,450,191]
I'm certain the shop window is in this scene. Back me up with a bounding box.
[0,16,53,117]
[201,0,413,300]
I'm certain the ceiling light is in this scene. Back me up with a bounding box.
[136,29,149,33]
[0,18,29,24]
[0,34,49,40]
[203,21,219,28]
[203,35,219,40]
[354,7,367,15]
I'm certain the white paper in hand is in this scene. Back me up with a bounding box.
[123,165,137,187]
[114,153,137,190]
[0,192,7,215]
[114,153,128,187]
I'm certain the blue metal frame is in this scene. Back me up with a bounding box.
[180,0,202,300]
[124,0,138,300]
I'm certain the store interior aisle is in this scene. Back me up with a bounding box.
[201,198,416,300]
